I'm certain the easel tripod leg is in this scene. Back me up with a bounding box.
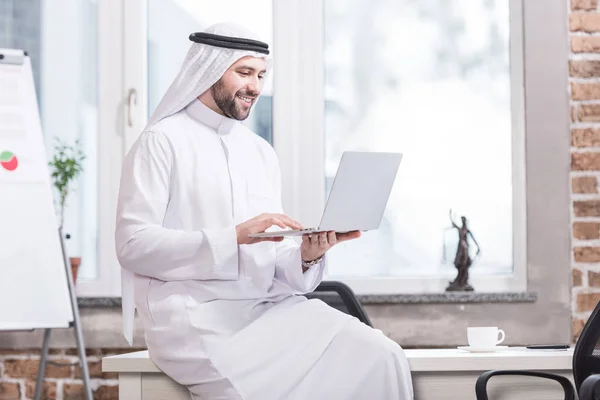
[33,324,92,399]
[73,312,93,399]
[58,227,92,399]
[33,329,51,400]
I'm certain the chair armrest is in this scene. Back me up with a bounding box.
[475,370,575,400]
[579,374,600,400]
[314,281,372,327]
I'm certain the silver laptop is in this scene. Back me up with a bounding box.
[249,151,402,237]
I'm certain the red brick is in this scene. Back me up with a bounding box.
[571,12,600,32]
[3,359,38,379]
[573,129,600,147]
[575,246,600,262]
[573,152,600,170]
[573,318,586,343]
[572,0,598,11]
[578,292,600,311]
[574,268,583,286]
[0,382,20,400]
[75,361,118,380]
[64,384,85,400]
[25,380,57,400]
[65,348,102,357]
[570,60,600,78]
[578,104,600,121]
[45,360,72,378]
[572,82,600,100]
[590,270,600,287]
[572,105,577,122]
[574,221,600,239]
[3,359,72,379]
[574,200,600,216]
[93,385,118,400]
[573,176,598,193]
[572,36,600,53]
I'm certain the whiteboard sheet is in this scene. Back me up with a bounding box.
[0,62,48,183]
[0,52,74,329]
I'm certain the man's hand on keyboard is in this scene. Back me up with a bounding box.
[236,213,303,245]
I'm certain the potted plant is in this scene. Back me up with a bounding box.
[48,138,86,284]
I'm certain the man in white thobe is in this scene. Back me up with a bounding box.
[115,22,414,400]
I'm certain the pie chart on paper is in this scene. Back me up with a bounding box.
[0,151,18,171]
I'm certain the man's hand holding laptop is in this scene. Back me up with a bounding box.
[300,230,361,263]
[236,211,361,273]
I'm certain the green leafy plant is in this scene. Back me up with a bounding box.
[48,138,86,229]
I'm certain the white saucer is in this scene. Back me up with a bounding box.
[457,345,509,353]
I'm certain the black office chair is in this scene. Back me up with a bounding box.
[475,300,600,400]
[308,280,372,327]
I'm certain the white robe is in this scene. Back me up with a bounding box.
[115,99,414,400]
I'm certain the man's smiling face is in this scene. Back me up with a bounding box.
[209,56,267,120]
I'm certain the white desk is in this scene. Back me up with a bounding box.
[102,348,574,399]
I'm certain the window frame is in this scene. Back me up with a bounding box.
[60,0,123,297]
[272,0,527,294]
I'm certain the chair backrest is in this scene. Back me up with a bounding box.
[306,281,373,327]
[573,300,600,391]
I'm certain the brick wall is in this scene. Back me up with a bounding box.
[571,0,600,341]
[0,349,132,400]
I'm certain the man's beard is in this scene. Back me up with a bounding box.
[210,80,257,121]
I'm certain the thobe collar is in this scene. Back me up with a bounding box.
[185,98,236,135]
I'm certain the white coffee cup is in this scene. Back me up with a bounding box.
[467,327,505,348]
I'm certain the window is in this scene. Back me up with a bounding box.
[1,0,110,293]
[324,0,513,278]
[40,0,99,282]
[273,0,526,293]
